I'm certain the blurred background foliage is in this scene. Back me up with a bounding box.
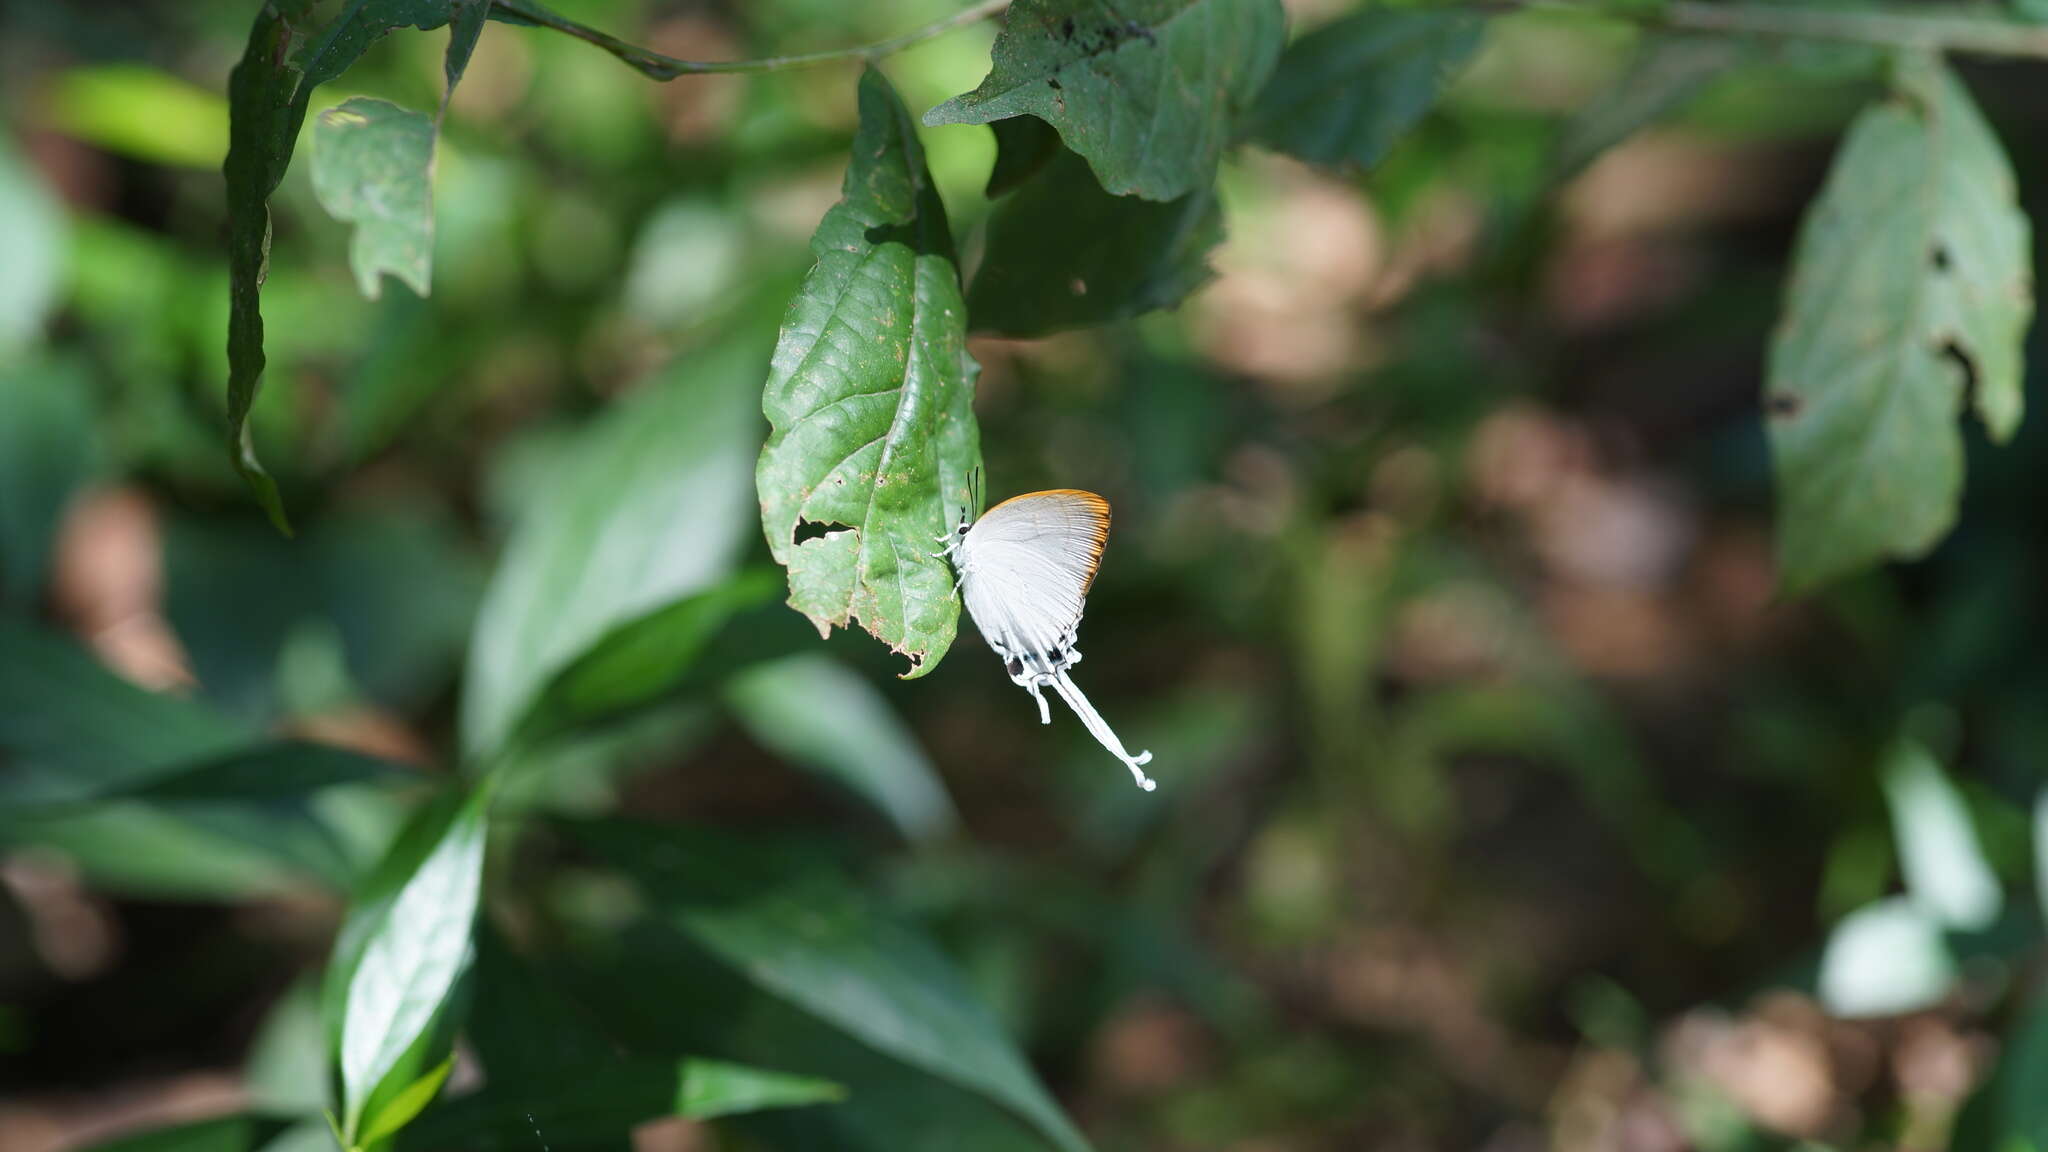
[3,0,2048,1150]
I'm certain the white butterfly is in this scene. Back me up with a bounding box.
[941,487,1156,791]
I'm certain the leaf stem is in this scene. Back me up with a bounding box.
[1510,0,2048,61]
[486,0,1012,79]
[1658,1,2048,60]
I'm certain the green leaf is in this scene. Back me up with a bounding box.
[404,1058,842,1150]
[165,505,482,723]
[984,116,1060,199]
[0,356,99,608]
[224,0,461,532]
[1882,736,2000,931]
[73,1115,299,1152]
[1766,54,2034,591]
[968,142,1221,337]
[0,132,67,354]
[925,0,1285,201]
[1552,33,1748,179]
[724,654,959,841]
[313,97,435,299]
[571,821,1090,1152]
[758,68,981,678]
[47,65,231,170]
[1248,8,1481,172]
[359,1055,454,1145]
[399,924,840,1150]
[0,616,248,802]
[337,788,487,1139]
[461,341,762,760]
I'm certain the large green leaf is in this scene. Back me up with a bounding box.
[1766,54,2033,590]
[724,654,959,841]
[401,928,842,1150]
[223,0,467,531]
[925,0,1285,201]
[1247,8,1481,171]
[73,1115,304,1152]
[569,821,1090,1152]
[757,68,980,678]
[336,788,488,1141]
[462,341,761,760]
[0,617,244,791]
[0,617,413,894]
[312,97,435,299]
[968,141,1221,337]
[0,356,99,608]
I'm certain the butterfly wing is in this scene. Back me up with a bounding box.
[957,489,1110,679]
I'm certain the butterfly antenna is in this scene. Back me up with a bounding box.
[1049,671,1155,791]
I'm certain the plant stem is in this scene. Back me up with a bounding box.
[1656,1,2048,60]
[487,0,1011,79]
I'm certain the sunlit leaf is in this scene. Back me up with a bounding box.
[462,341,761,760]
[724,654,959,840]
[337,788,487,1139]
[1767,53,2033,590]
[1817,895,1955,1017]
[313,97,435,299]
[359,1055,454,1145]
[571,821,1091,1152]
[925,0,1285,201]
[969,141,1220,337]
[757,68,980,678]
[1247,8,1481,172]
[0,132,67,354]
[47,65,230,169]
[1882,736,2000,930]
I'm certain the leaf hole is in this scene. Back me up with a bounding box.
[1940,340,1979,414]
[793,519,854,546]
[1765,392,1802,420]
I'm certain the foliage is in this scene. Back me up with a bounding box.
[7,0,2048,1150]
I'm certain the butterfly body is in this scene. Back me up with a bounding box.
[947,489,1156,791]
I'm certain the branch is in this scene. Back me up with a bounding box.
[1656,1,2048,60]
[487,0,1012,79]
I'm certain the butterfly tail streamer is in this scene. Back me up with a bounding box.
[1050,671,1156,791]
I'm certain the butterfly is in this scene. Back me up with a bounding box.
[941,482,1156,791]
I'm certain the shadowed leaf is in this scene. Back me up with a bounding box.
[1248,8,1481,171]
[925,0,1285,201]
[969,142,1221,337]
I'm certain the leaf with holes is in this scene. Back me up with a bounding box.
[1247,8,1481,172]
[924,0,1285,201]
[313,97,435,299]
[758,68,980,678]
[1766,53,2032,591]
[969,140,1221,337]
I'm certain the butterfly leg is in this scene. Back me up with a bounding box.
[1024,679,1051,725]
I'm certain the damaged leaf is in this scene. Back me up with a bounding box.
[1766,53,2033,591]
[757,68,981,677]
[924,0,1286,202]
